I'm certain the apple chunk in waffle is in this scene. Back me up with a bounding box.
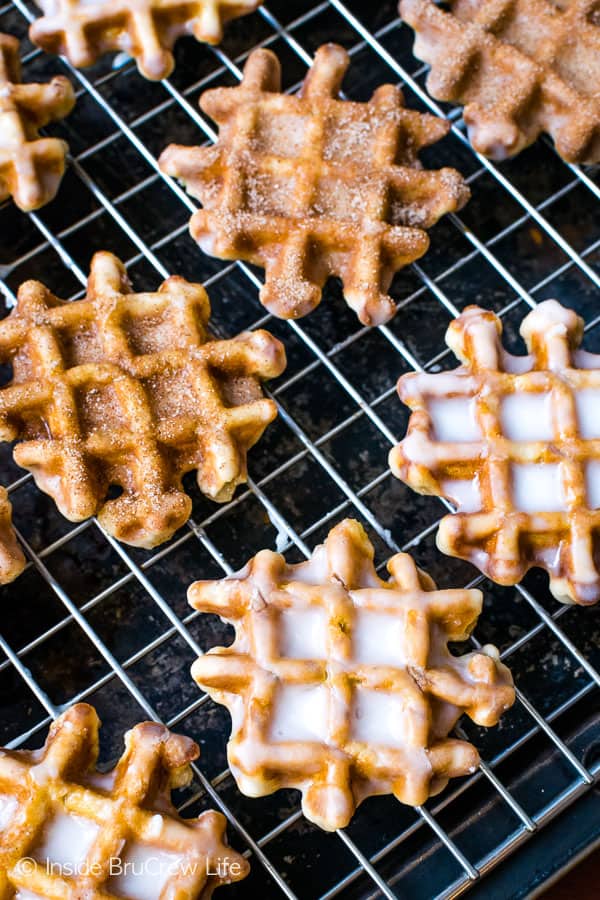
[0,703,249,897]
[0,252,286,548]
[391,299,600,605]
[188,518,514,831]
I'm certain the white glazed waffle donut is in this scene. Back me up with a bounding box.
[0,703,249,897]
[0,32,74,211]
[188,518,514,831]
[390,299,600,605]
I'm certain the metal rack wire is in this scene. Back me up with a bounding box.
[0,1,599,897]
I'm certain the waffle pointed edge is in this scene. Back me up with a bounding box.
[399,0,600,163]
[29,0,262,81]
[0,32,75,211]
[0,252,286,549]
[0,703,249,897]
[187,518,514,831]
[159,43,470,326]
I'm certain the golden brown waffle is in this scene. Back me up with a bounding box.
[0,252,286,548]
[0,485,26,584]
[188,518,514,831]
[390,300,600,606]
[159,43,470,326]
[0,32,74,211]
[399,0,600,162]
[30,0,262,81]
[0,703,249,897]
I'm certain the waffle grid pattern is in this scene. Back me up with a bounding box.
[0,703,249,898]
[159,42,470,326]
[391,301,600,605]
[0,251,285,548]
[399,0,600,162]
[189,520,514,831]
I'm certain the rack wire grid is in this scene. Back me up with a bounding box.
[0,0,599,897]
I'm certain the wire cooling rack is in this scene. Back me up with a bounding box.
[1,1,599,897]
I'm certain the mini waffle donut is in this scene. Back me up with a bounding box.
[30,0,262,81]
[399,0,600,162]
[0,32,74,211]
[188,518,514,831]
[0,485,25,584]
[0,252,286,548]
[390,300,600,605]
[0,703,249,897]
[159,43,470,326]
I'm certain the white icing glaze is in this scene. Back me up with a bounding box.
[575,389,600,439]
[500,350,534,374]
[442,478,482,513]
[287,546,330,585]
[0,794,17,830]
[34,811,99,868]
[523,300,576,333]
[146,814,164,840]
[275,528,288,553]
[287,543,380,588]
[15,892,45,900]
[270,685,329,743]
[30,756,60,786]
[110,844,184,900]
[536,546,562,573]
[351,611,405,666]
[573,349,600,370]
[511,464,567,513]
[351,690,409,748]
[500,393,553,441]
[585,461,600,509]
[279,608,327,660]
[84,769,117,792]
[428,397,481,442]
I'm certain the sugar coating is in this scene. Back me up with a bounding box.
[0,704,249,897]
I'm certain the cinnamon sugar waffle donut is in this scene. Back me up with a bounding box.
[188,519,514,831]
[390,300,600,605]
[30,0,262,81]
[399,0,600,162]
[0,32,74,211]
[159,43,470,326]
[0,252,286,548]
[0,703,249,897]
